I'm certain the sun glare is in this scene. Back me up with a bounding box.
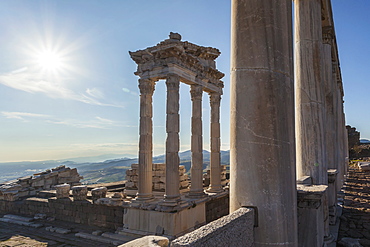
[36,51,63,71]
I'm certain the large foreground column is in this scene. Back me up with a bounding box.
[164,74,181,204]
[136,78,155,201]
[189,84,205,197]
[295,0,327,185]
[230,1,297,246]
[207,93,222,193]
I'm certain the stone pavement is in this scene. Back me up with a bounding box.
[0,215,117,247]
[338,166,370,247]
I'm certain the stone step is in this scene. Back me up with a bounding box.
[3,214,34,222]
[102,232,137,243]
[0,217,43,228]
[45,226,71,234]
[75,232,124,245]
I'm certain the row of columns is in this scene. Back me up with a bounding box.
[136,74,223,203]
[231,0,348,246]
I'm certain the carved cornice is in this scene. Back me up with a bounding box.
[190,84,203,101]
[138,79,155,95]
[129,33,225,88]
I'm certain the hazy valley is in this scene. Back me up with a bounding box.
[0,150,230,184]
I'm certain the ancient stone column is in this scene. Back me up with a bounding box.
[230,0,298,246]
[295,0,327,185]
[322,27,335,244]
[163,73,181,204]
[136,78,155,201]
[207,93,222,193]
[189,84,205,197]
[336,88,345,191]
[323,28,336,173]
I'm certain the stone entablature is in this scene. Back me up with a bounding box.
[129,32,224,94]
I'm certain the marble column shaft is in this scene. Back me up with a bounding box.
[189,84,205,197]
[322,31,334,242]
[164,74,181,202]
[207,93,222,193]
[137,79,155,201]
[230,0,298,246]
[294,0,327,185]
[322,31,335,171]
[337,94,346,191]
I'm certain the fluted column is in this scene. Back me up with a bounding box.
[136,78,155,201]
[295,0,327,185]
[230,0,297,246]
[189,84,205,197]
[322,29,335,244]
[323,28,335,172]
[163,73,181,204]
[207,92,222,193]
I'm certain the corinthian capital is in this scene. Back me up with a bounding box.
[190,84,203,101]
[138,79,155,95]
[209,92,221,107]
[166,73,180,90]
[322,26,333,45]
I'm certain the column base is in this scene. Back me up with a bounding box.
[324,233,335,244]
[206,185,223,193]
[187,190,206,198]
[135,192,154,202]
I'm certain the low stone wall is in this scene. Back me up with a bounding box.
[0,197,124,229]
[205,192,229,223]
[171,207,254,247]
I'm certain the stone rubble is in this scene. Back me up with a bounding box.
[0,165,83,201]
[338,166,370,246]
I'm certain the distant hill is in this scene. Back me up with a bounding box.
[360,139,370,144]
[0,150,230,184]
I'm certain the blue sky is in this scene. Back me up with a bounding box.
[0,1,368,162]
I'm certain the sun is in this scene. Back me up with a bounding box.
[36,50,63,71]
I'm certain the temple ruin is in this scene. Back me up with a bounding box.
[0,0,351,246]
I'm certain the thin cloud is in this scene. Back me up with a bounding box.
[0,69,124,108]
[86,87,104,99]
[1,111,123,129]
[1,111,50,120]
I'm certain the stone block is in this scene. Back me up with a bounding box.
[4,191,19,201]
[154,171,165,177]
[123,202,206,237]
[171,208,254,247]
[153,163,166,171]
[55,184,70,199]
[118,235,169,247]
[92,187,107,202]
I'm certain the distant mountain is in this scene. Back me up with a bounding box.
[0,150,230,184]
[360,139,370,144]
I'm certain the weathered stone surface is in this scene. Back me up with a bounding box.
[230,0,297,246]
[118,235,169,247]
[338,237,362,247]
[55,184,70,199]
[91,187,107,202]
[72,185,88,201]
[297,185,327,247]
[171,207,254,247]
